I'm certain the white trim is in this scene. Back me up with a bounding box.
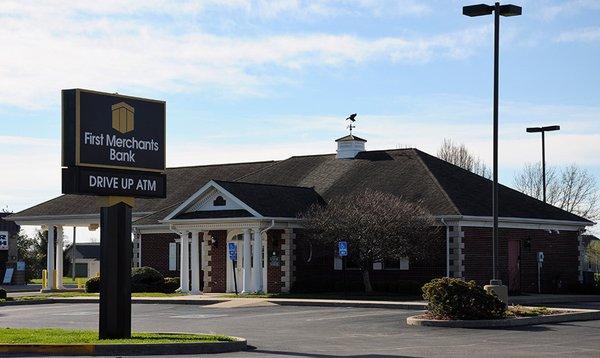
[9,212,152,226]
[162,180,263,222]
[437,215,591,231]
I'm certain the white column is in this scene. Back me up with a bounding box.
[179,231,190,293]
[190,231,201,294]
[55,226,64,289]
[46,226,55,290]
[242,228,252,293]
[252,228,263,292]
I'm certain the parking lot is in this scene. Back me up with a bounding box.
[2,302,600,357]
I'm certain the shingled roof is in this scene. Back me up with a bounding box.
[213,180,325,218]
[7,148,592,226]
[7,160,277,220]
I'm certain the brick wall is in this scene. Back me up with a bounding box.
[140,233,178,276]
[292,228,446,292]
[140,232,203,284]
[267,229,284,293]
[207,230,227,293]
[463,227,579,293]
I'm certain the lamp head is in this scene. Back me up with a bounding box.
[463,4,494,16]
[542,125,560,132]
[499,4,522,16]
[526,127,542,133]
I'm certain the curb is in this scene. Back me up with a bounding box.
[0,298,225,307]
[269,299,426,310]
[0,336,247,356]
[406,308,600,328]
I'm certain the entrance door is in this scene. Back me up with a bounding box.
[508,239,521,293]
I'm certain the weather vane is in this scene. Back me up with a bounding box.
[345,113,357,134]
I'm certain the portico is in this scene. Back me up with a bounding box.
[155,179,320,294]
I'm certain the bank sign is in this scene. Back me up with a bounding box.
[62,89,166,198]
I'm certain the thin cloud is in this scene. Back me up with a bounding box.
[0,2,486,109]
[556,27,600,43]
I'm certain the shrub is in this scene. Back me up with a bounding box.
[422,278,506,320]
[85,276,101,293]
[131,267,163,285]
[162,277,180,293]
[131,267,164,293]
[0,288,7,299]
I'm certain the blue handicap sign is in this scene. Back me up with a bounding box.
[338,241,348,257]
[228,242,237,261]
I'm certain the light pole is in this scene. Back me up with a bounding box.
[526,125,560,203]
[463,2,522,285]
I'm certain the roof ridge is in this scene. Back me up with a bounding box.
[412,149,461,215]
[166,160,278,170]
[216,179,315,190]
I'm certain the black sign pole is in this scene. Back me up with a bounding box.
[343,256,347,299]
[233,260,238,295]
[99,199,132,339]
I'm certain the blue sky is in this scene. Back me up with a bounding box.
[0,1,599,239]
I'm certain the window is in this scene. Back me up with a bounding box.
[381,257,409,270]
[213,196,226,206]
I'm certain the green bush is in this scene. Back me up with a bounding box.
[162,277,180,293]
[0,288,7,299]
[422,278,506,320]
[131,267,164,293]
[85,276,101,293]
[131,267,163,285]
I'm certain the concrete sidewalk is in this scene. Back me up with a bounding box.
[1,284,78,293]
[5,292,598,309]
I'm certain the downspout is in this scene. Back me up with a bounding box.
[440,218,450,278]
[169,224,182,236]
[261,219,276,235]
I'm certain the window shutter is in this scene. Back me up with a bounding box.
[169,242,177,271]
[333,256,342,270]
[400,257,409,270]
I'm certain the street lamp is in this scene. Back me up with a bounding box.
[526,125,560,203]
[463,2,522,285]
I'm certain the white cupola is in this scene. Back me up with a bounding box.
[335,134,367,159]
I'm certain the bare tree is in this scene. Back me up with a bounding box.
[437,139,491,178]
[514,163,599,222]
[300,189,439,293]
[587,240,600,272]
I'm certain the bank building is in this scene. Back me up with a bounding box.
[6,133,593,294]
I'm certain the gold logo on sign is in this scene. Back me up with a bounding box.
[111,102,134,133]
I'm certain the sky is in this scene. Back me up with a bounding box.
[0,0,599,241]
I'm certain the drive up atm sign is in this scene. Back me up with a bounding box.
[61,89,166,198]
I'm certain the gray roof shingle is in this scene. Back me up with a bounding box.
[7,148,591,225]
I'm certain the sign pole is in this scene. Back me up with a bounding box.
[233,260,238,295]
[99,199,132,339]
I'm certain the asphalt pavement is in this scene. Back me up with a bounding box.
[1,302,600,357]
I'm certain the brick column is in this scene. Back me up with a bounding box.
[201,231,212,293]
[448,225,465,279]
[280,229,295,293]
[577,231,586,283]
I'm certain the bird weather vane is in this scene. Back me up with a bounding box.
[345,113,357,134]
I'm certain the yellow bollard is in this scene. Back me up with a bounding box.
[42,270,47,289]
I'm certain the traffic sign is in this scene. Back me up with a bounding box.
[228,242,237,261]
[338,241,348,257]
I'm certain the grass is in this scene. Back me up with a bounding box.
[29,277,84,285]
[507,305,557,318]
[0,328,233,345]
[220,292,422,301]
